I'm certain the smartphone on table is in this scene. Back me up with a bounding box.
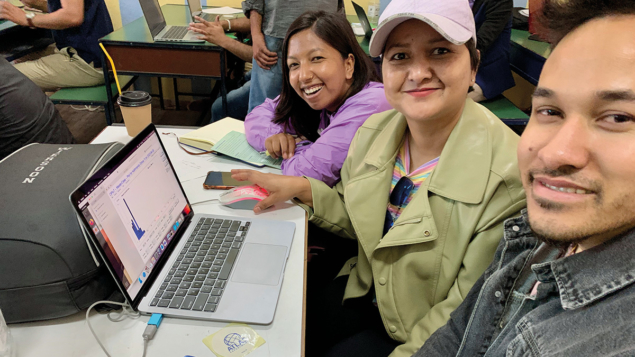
[203,171,252,189]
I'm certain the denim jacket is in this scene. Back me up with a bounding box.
[415,210,635,356]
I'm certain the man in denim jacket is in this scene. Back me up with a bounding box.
[415,0,635,355]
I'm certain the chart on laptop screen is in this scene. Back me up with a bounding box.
[106,145,181,261]
[78,133,190,299]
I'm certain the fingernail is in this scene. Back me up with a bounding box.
[254,206,261,213]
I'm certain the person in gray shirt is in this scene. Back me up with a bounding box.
[0,57,74,161]
[241,0,341,113]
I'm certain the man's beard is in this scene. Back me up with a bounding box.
[530,226,588,250]
[528,207,635,251]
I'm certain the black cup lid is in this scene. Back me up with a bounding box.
[117,91,152,107]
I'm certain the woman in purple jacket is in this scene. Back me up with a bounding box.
[245,11,392,187]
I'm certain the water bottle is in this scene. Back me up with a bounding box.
[0,308,14,357]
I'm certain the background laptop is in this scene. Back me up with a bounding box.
[70,124,295,324]
[187,0,215,22]
[138,0,204,42]
[352,1,373,39]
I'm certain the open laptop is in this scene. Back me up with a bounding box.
[352,1,373,39]
[70,124,295,324]
[187,0,215,22]
[139,0,204,42]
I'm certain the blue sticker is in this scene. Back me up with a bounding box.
[224,333,247,352]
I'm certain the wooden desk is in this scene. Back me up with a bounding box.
[10,125,308,357]
[0,18,54,61]
[99,5,230,120]
[509,29,551,85]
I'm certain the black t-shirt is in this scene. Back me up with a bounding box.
[48,0,114,67]
[0,58,75,160]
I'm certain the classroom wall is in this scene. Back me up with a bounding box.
[111,0,371,23]
[105,0,122,29]
[156,0,371,15]
[108,0,525,31]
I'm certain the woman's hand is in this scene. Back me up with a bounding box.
[265,133,296,159]
[231,169,313,212]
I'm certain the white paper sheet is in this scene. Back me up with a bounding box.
[202,6,243,15]
[351,23,365,36]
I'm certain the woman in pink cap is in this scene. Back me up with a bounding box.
[232,0,525,355]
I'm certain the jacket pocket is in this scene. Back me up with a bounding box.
[388,217,423,230]
[377,215,438,249]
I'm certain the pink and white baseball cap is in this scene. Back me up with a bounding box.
[368,0,477,57]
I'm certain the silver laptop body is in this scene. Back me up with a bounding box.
[139,0,205,42]
[70,124,294,324]
[187,0,215,22]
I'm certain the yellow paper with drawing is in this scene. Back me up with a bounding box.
[203,323,266,357]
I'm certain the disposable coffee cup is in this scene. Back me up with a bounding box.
[117,91,152,137]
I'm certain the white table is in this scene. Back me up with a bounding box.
[10,125,308,357]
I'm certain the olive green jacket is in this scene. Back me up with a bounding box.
[306,99,526,357]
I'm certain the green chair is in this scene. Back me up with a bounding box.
[480,95,529,134]
[49,75,136,125]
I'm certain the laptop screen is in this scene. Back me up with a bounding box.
[352,1,373,38]
[74,129,191,301]
[187,0,202,14]
[139,0,166,38]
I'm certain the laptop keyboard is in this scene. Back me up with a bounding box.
[162,26,189,40]
[150,217,250,312]
[200,13,214,21]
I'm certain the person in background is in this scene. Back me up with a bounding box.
[0,0,113,90]
[469,0,515,102]
[415,0,635,355]
[244,11,390,187]
[189,16,253,122]
[241,0,340,112]
[232,0,525,355]
[0,58,74,160]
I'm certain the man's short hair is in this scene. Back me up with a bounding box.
[538,0,635,46]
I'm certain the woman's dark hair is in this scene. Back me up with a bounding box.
[466,38,479,92]
[273,11,380,142]
[466,38,479,72]
[537,0,635,47]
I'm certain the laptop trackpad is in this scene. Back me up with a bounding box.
[231,243,287,286]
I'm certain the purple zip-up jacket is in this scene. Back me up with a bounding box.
[245,82,392,187]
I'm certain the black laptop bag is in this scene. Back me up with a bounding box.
[0,142,123,323]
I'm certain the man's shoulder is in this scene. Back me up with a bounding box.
[522,282,635,356]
